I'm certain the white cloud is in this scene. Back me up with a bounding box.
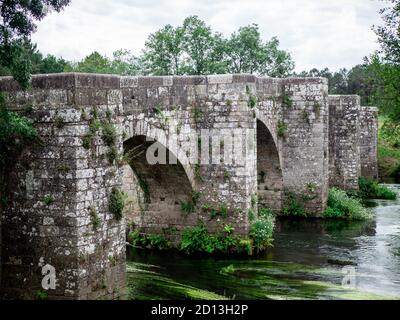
[31,0,385,71]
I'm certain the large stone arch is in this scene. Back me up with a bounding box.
[256,119,283,212]
[121,133,198,235]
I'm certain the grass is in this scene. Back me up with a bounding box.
[324,188,372,220]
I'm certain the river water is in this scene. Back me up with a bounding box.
[127,185,400,300]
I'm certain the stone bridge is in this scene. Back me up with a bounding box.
[0,73,377,299]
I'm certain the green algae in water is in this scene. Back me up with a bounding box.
[127,262,228,300]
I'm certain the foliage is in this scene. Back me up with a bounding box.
[0,0,70,88]
[100,121,117,147]
[43,194,54,206]
[89,206,101,230]
[277,120,288,138]
[250,208,275,252]
[247,94,257,108]
[225,24,294,76]
[128,230,170,250]
[282,191,308,217]
[324,188,372,220]
[358,177,397,200]
[180,224,238,255]
[34,290,48,300]
[378,117,400,181]
[108,187,126,220]
[201,203,229,219]
[180,200,195,216]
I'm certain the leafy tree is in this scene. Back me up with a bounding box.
[69,51,112,74]
[371,0,400,121]
[141,17,293,77]
[374,0,400,64]
[0,0,70,88]
[181,16,226,75]
[142,24,185,75]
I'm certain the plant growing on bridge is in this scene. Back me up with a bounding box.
[247,94,257,109]
[282,191,308,217]
[281,93,293,108]
[277,120,288,138]
[89,206,101,230]
[43,194,54,206]
[109,187,126,220]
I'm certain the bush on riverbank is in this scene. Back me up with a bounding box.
[324,188,372,220]
[250,208,275,252]
[358,177,397,200]
[128,208,275,255]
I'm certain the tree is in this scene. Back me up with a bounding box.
[0,0,70,88]
[374,0,400,64]
[371,0,400,121]
[142,24,185,75]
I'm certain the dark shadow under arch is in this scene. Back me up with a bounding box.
[122,135,196,234]
[257,120,283,212]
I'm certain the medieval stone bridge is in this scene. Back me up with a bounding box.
[0,73,377,299]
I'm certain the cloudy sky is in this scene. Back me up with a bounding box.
[31,0,385,72]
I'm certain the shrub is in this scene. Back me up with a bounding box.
[101,121,117,147]
[109,187,126,220]
[324,187,371,220]
[250,210,275,252]
[179,224,238,255]
[358,177,397,200]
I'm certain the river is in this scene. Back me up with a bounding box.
[126,185,400,300]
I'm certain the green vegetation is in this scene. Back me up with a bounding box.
[89,206,101,230]
[324,188,372,220]
[277,120,288,138]
[247,95,257,109]
[128,230,171,251]
[250,208,275,252]
[180,191,201,216]
[281,94,293,108]
[180,200,195,216]
[378,118,400,182]
[180,224,238,255]
[358,177,397,200]
[282,191,308,217]
[108,187,126,220]
[201,202,229,219]
[34,290,49,300]
[43,194,54,206]
[100,121,117,147]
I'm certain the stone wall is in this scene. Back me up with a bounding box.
[328,95,361,190]
[0,73,378,299]
[0,74,126,299]
[359,106,379,180]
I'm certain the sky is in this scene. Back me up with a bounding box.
[31,0,386,72]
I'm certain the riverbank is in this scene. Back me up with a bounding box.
[127,185,400,300]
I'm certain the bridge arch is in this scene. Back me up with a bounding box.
[121,131,198,235]
[256,119,283,213]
